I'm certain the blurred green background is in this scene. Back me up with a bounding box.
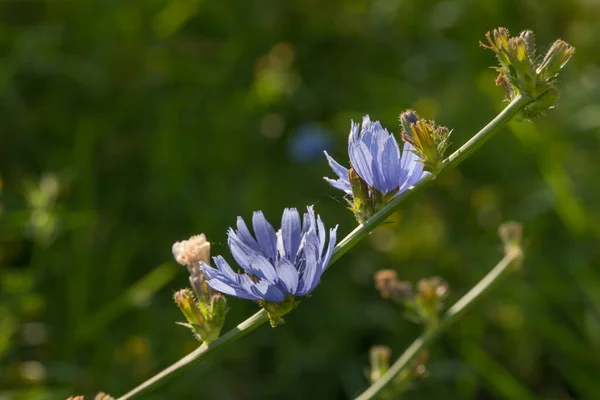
[1,0,599,399]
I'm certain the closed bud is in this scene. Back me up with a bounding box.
[95,393,115,400]
[482,27,573,102]
[399,109,419,135]
[174,288,228,343]
[401,112,451,175]
[412,350,430,379]
[174,289,208,332]
[498,221,523,260]
[369,345,392,383]
[537,40,575,82]
[415,276,449,326]
[374,269,413,300]
[190,272,215,304]
[520,30,536,58]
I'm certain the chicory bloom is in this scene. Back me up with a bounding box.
[201,206,337,303]
[324,115,427,197]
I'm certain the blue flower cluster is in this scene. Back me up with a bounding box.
[324,115,427,198]
[202,207,337,302]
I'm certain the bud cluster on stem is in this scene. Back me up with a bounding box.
[480,27,574,120]
[172,234,228,343]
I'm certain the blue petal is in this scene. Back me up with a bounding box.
[281,208,302,263]
[202,263,261,300]
[207,277,260,300]
[250,280,286,302]
[324,177,351,194]
[320,226,338,273]
[235,217,261,252]
[324,151,349,181]
[349,120,360,143]
[276,258,299,295]
[252,211,278,261]
[296,233,321,295]
[379,136,401,194]
[228,229,261,273]
[210,256,238,281]
[248,254,279,284]
[372,130,391,192]
[303,205,317,236]
[316,214,326,257]
[398,142,426,191]
[348,140,374,187]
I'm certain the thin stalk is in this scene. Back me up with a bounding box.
[116,93,530,400]
[354,248,523,400]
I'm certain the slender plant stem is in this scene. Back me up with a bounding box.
[354,248,523,400]
[116,93,530,400]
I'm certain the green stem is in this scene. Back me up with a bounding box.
[116,93,530,400]
[354,248,523,400]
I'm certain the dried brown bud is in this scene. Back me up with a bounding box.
[172,234,211,274]
[374,269,413,299]
[369,345,392,382]
[498,221,523,257]
[416,276,448,303]
[95,393,115,400]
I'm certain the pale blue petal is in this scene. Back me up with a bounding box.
[296,234,321,295]
[320,226,338,273]
[323,151,349,181]
[227,229,256,272]
[281,208,302,263]
[349,140,374,187]
[349,120,360,143]
[210,256,238,281]
[248,254,279,284]
[206,277,260,300]
[252,211,278,261]
[398,142,426,191]
[235,217,261,252]
[379,136,401,194]
[324,177,352,194]
[250,280,286,302]
[316,214,326,257]
[276,258,299,295]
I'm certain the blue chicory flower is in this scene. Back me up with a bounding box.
[324,115,427,197]
[201,206,338,303]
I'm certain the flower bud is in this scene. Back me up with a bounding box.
[369,345,392,383]
[95,393,115,400]
[374,269,413,300]
[414,276,449,325]
[172,234,211,276]
[401,111,451,175]
[174,289,209,330]
[498,221,523,259]
[399,109,419,135]
[174,288,227,343]
[520,30,535,57]
[481,27,574,107]
[536,40,575,82]
[190,271,215,305]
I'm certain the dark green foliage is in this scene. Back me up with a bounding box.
[1,0,599,399]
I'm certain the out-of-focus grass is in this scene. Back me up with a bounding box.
[1,0,599,398]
